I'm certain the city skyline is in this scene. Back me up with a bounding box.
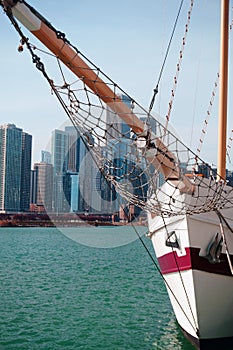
[1,1,232,170]
[1,119,233,216]
[0,119,133,215]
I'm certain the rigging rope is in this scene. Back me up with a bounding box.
[159,214,199,334]
[164,0,194,130]
[216,210,233,275]
[196,73,220,156]
[148,0,185,115]
[3,2,233,219]
[126,220,199,335]
[3,4,233,333]
[6,14,201,330]
[197,12,233,158]
[227,129,233,163]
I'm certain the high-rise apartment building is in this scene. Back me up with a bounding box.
[106,94,131,140]
[65,126,86,172]
[105,95,134,214]
[78,132,95,213]
[51,129,68,212]
[51,126,89,213]
[20,132,32,211]
[30,169,37,205]
[105,95,150,218]
[34,162,53,211]
[0,123,32,212]
[51,129,68,175]
[65,126,78,172]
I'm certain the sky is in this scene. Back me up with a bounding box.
[0,0,233,169]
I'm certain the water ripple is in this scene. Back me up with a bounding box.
[0,227,195,350]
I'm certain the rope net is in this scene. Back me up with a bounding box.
[4,7,233,218]
[30,47,233,217]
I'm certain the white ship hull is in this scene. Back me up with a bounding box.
[148,185,233,348]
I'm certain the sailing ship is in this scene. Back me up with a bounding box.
[1,0,233,348]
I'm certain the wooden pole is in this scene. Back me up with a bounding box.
[4,0,194,192]
[217,0,229,181]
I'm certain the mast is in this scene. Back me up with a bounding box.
[217,0,229,181]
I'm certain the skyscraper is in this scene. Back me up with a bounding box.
[0,123,32,212]
[104,94,149,218]
[78,132,95,213]
[34,162,53,211]
[65,126,78,172]
[51,129,68,175]
[106,94,131,140]
[20,132,32,211]
[65,126,86,172]
[104,95,133,214]
[30,169,37,205]
[51,129,68,212]
[51,126,89,213]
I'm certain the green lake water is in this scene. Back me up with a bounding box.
[0,226,196,349]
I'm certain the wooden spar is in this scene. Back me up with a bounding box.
[7,0,194,192]
[10,2,144,135]
[217,0,229,181]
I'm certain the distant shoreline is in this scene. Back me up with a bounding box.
[0,213,147,228]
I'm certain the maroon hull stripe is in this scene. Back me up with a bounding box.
[157,248,191,274]
[158,247,233,276]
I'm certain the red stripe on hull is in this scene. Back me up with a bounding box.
[158,247,233,276]
[157,248,191,274]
